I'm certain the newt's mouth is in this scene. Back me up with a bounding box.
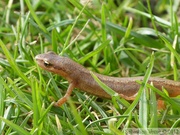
[35,59,43,68]
[35,55,41,64]
[35,55,46,68]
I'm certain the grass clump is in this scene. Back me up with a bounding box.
[0,0,180,134]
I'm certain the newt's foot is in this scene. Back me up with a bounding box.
[53,99,65,107]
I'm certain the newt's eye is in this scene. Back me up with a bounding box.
[44,60,51,67]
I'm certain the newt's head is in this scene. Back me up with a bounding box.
[35,51,71,80]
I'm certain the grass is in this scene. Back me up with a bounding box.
[0,0,180,134]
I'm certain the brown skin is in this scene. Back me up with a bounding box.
[35,51,180,106]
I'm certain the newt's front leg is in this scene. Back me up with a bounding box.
[54,83,75,107]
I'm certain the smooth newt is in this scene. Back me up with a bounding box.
[35,51,180,106]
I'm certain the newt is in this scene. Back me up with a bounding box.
[35,51,180,106]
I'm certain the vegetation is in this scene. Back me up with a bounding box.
[0,0,180,134]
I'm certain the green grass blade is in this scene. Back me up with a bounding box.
[79,40,110,63]
[160,34,180,64]
[24,0,47,33]
[101,3,107,42]
[0,77,5,133]
[61,1,89,55]
[0,116,30,135]
[68,99,88,135]
[125,7,172,27]
[90,72,130,108]
[139,86,148,128]
[7,77,32,108]
[149,88,158,128]
[117,52,154,128]
[146,84,180,113]
[0,39,30,85]
[106,21,164,49]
